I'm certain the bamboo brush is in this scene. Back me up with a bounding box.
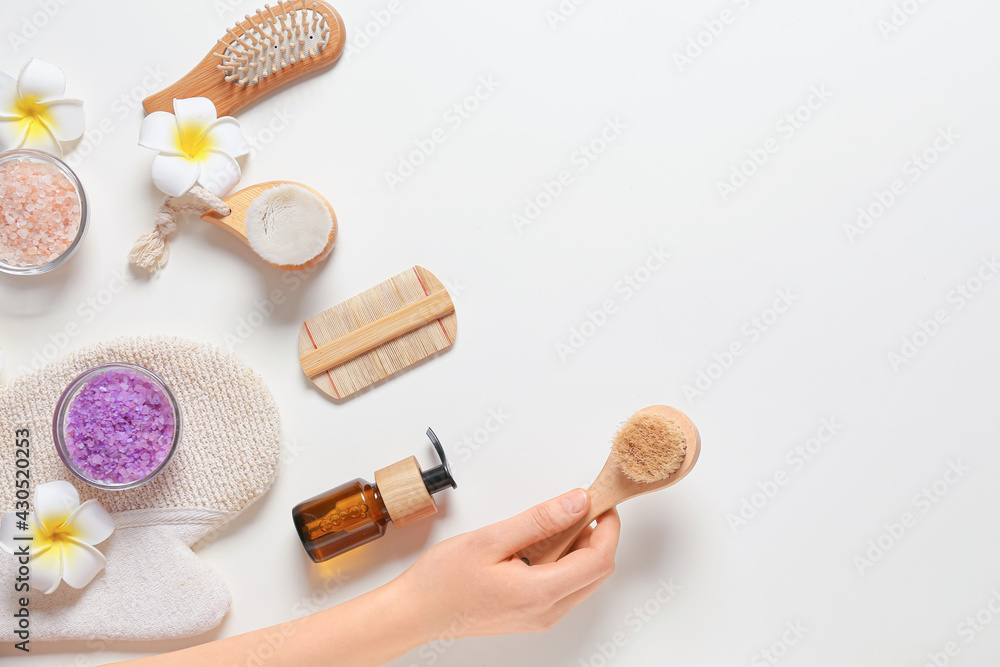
[517,405,700,565]
[299,266,458,400]
[143,0,346,117]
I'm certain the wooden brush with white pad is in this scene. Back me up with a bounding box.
[201,180,336,270]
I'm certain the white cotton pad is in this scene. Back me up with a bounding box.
[245,184,334,267]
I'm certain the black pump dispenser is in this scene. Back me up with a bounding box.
[421,428,458,495]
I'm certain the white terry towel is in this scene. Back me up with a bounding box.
[0,336,281,641]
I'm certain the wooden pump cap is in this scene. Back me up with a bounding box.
[375,456,437,527]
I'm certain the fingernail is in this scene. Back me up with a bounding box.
[562,489,587,514]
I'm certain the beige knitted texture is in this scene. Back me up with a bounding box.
[0,335,281,519]
[0,336,282,641]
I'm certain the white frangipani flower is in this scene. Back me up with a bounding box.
[0,59,85,157]
[139,97,249,197]
[0,480,115,594]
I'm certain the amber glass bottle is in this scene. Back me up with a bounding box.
[292,428,456,562]
[293,478,390,562]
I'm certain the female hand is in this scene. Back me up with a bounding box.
[114,490,620,667]
[394,489,621,640]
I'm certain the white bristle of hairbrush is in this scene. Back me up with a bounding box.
[216,1,333,85]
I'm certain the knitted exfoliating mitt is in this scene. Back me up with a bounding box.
[0,336,281,641]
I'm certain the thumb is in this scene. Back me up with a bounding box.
[480,489,590,558]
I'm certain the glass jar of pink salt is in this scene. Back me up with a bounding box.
[0,149,87,275]
[53,363,181,490]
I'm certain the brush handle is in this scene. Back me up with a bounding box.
[517,499,615,566]
[517,464,623,565]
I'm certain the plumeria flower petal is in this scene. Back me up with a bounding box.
[0,480,114,594]
[33,480,79,532]
[152,153,200,197]
[60,537,106,589]
[0,117,30,150]
[172,96,218,133]
[18,59,67,103]
[63,499,115,546]
[138,110,185,156]
[0,59,84,156]
[196,150,241,196]
[38,99,85,142]
[0,72,19,120]
[24,120,62,155]
[0,512,22,555]
[139,96,249,197]
[25,513,53,556]
[204,117,250,158]
[31,542,63,594]
[0,513,52,557]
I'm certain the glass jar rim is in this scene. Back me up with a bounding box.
[0,148,89,276]
[52,362,182,491]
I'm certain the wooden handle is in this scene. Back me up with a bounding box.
[300,290,454,377]
[517,480,621,565]
[517,503,609,565]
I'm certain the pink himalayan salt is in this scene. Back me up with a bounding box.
[64,368,176,485]
[0,157,81,267]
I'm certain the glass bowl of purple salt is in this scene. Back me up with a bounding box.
[53,363,181,490]
[0,149,88,276]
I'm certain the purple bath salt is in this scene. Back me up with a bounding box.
[63,368,176,485]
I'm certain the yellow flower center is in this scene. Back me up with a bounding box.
[176,120,213,160]
[47,526,75,543]
[14,95,45,123]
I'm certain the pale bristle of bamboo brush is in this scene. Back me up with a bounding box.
[299,267,457,400]
[215,0,332,87]
[611,411,688,483]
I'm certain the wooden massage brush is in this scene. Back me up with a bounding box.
[201,180,336,270]
[129,181,336,273]
[518,405,701,565]
[299,266,458,400]
[143,0,346,117]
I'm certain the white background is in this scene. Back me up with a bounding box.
[2,0,1000,665]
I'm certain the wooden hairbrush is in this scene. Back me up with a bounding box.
[518,405,701,565]
[143,0,346,117]
[201,180,336,271]
[299,267,458,400]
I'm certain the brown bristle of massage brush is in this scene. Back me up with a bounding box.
[142,0,346,117]
[298,266,458,400]
[612,410,688,483]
